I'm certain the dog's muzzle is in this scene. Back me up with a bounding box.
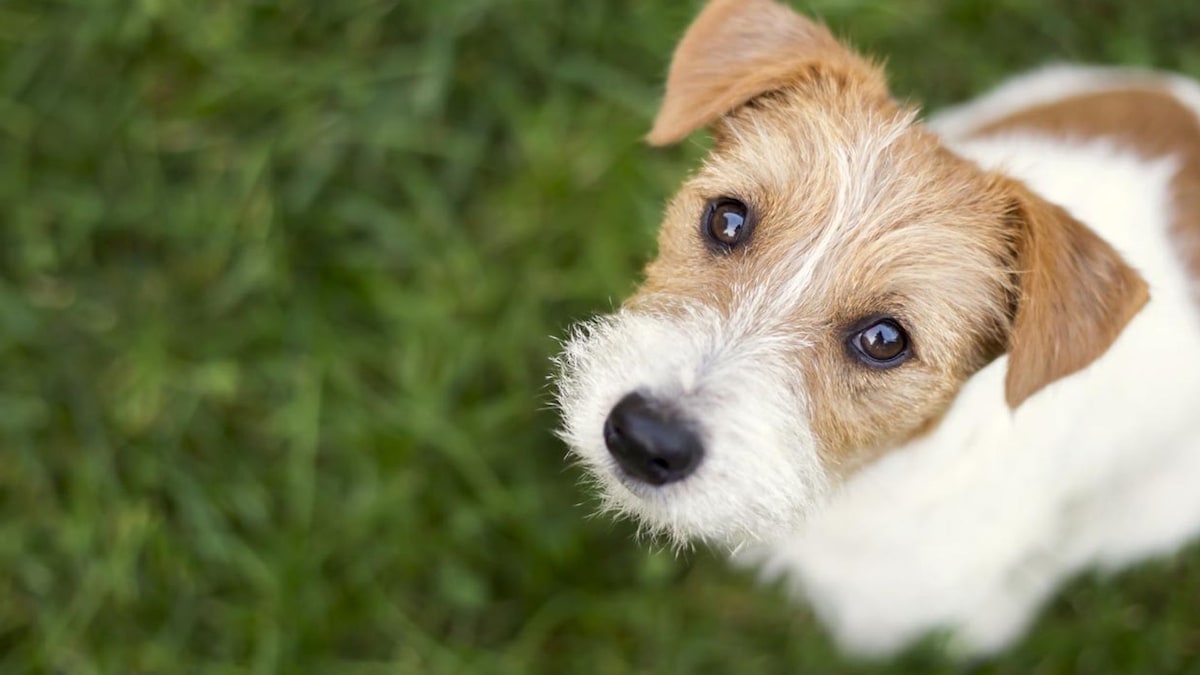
[602,392,704,485]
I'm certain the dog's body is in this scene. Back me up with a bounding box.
[749,67,1200,655]
[556,0,1200,656]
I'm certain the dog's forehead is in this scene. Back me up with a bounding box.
[645,97,1013,342]
[676,104,996,266]
[692,103,961,221]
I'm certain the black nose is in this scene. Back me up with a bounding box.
[603,393,703,486]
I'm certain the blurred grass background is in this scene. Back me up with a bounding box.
[3,0,1200,672]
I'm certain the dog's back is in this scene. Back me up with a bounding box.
[936,65,1200,286]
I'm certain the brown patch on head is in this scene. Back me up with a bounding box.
[647,0,887,146]
[781,152,1018,472]
[638,81,1022,470]
[631,1,1153,475]
[632,0,1034,471]
[971,86,1200,302]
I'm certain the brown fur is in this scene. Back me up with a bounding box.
[637,0,1153,467]
[647,0,886,146]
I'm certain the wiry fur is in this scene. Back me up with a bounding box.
[555,300,830,547]
[554,0,1200,658]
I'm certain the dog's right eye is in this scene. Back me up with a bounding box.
[848,318,911,368]
[703,198,751,249]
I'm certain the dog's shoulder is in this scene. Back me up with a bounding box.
[934,65,1200,298]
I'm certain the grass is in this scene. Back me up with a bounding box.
[2,0,1200,672]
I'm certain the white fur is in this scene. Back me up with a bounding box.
[555,300,831,546]
[746,67,1200,655]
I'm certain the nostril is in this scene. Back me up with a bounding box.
[603,392,704,486]
[604,419,623,444]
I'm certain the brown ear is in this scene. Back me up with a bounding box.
[646,0,886,146]
[1003,181,1149,408]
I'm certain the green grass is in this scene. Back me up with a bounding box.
[3,0,1200,672]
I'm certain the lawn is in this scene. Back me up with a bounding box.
[2,0,1200,672]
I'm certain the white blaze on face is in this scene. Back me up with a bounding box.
[554,300,831,547]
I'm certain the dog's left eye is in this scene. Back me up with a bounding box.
[849,318,911,367]
[703,198,750,248]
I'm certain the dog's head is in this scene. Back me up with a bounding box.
[555,0,1148,546]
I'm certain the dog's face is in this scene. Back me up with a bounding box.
[556,0,1148,546]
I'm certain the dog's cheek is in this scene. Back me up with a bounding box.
[801,356,958,473]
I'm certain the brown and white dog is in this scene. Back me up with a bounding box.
[554,0,1200,656]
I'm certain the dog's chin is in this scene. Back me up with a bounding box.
[581,455,825,549]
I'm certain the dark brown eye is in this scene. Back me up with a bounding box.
[703,198,750,248]
[851,318,910,367]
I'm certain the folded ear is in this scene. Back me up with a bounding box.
[1003,181,1149,408]
[647,0,887,146]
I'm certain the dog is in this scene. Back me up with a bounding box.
[554,0,1200,657]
